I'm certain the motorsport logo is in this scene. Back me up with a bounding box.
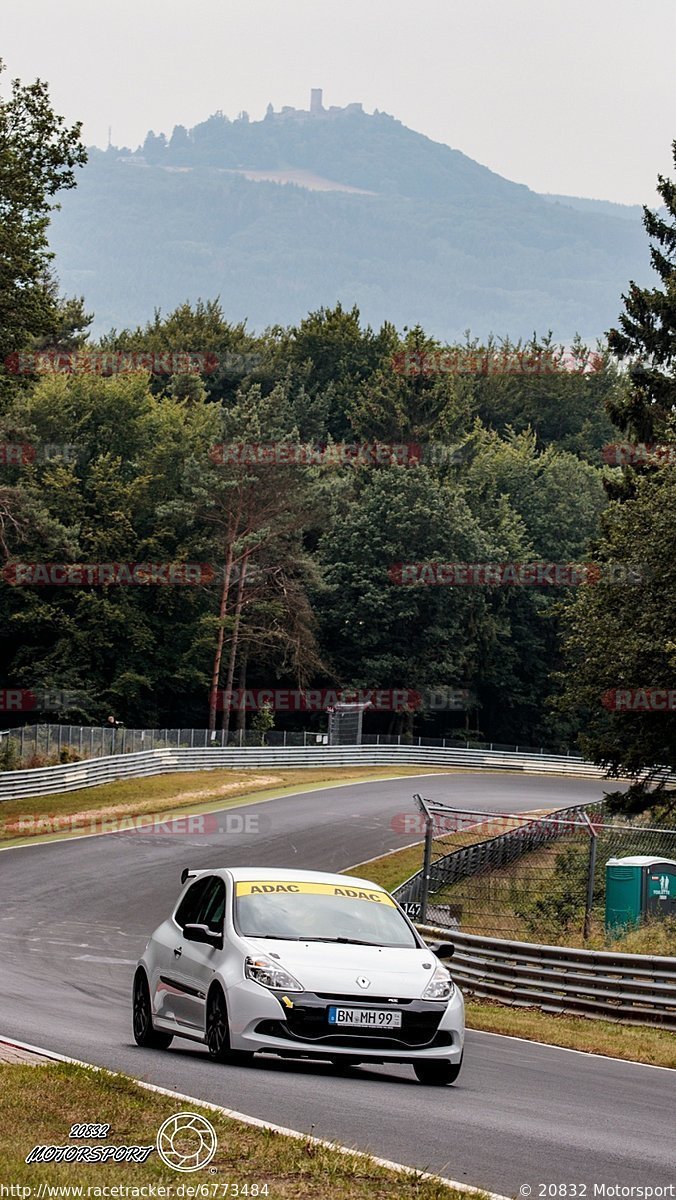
[155,1113,217,1172]
[25,1121,154,1165]
[24,1113,218,1171]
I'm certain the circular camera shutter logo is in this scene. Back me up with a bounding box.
[156,1112,217,1172]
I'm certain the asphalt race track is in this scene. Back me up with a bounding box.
[2,772,675,1193]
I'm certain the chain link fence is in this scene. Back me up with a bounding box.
[0,723,573,767]
[393,798,676,944]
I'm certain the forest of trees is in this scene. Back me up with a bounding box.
[1,62,674,807]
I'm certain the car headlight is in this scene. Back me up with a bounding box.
[244,956,303,992]
[422,967,455,1001]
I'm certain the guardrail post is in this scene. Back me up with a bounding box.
[583,816,598,940]
[420,813,434,923]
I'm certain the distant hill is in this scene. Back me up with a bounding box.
[538,194,647,221]
[47,101,653,340]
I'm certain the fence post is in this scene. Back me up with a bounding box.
[583,814,598,940]
[420,814,434,924]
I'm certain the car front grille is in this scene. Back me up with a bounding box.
[315,993,414,1004]
[255,1018,453,1050]
[256,995,447,1048]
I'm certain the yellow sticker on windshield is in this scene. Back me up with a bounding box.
[235,881,395,905]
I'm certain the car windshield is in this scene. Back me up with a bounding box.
[234,880,418,948]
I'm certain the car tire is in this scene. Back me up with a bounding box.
[132,969,173,1049]
[206,984,253,1064]
[413,1055,463,1086]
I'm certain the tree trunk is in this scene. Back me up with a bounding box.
[207,542,235,732]
[236,647,248,745]
[221,550,249,736]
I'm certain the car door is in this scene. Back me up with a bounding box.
[170,875,226,1032]
[152,875,212,1028]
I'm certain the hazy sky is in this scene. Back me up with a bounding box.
[2,0,674,205]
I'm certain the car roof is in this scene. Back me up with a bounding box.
[190,866,387,891]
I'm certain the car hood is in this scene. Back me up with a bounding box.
[243,938,441,998]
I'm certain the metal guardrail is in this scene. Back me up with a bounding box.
[393,801,604,909]
[419,924,676,1027]
[0,744,615,801]
[0,722,573,761]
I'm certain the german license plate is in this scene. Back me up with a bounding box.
[328,1006,402,1028]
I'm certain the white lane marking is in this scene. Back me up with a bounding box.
[466,1026,676,1072]
[73,955,137,964]
[0,1034,510,1200]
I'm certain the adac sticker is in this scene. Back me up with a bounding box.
[235,881,395,905]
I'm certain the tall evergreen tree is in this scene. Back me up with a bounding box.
[606,140,676,445]
[560,143,676,808]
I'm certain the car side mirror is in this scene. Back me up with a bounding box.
[183,923,223,949]
[426,940,455,960]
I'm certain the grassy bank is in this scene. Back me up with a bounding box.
[0,1060,488,1198]
[465,999,676,1067]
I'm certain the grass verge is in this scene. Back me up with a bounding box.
[0,765,457,849]
[0,1060,488,1198]
[465,998,676,1068]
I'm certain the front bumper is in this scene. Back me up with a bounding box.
[227,982,465,1062]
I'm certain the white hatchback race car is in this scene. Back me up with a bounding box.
[133,866,465,1084]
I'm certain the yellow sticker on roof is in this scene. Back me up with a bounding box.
[236,881,395,905]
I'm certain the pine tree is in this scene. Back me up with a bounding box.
[606,140,676,444]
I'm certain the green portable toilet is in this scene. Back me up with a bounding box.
[605,855,676,934]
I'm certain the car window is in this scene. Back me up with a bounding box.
[233,880,418,947]
[196,877,226,932]
[174,877,212,928]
